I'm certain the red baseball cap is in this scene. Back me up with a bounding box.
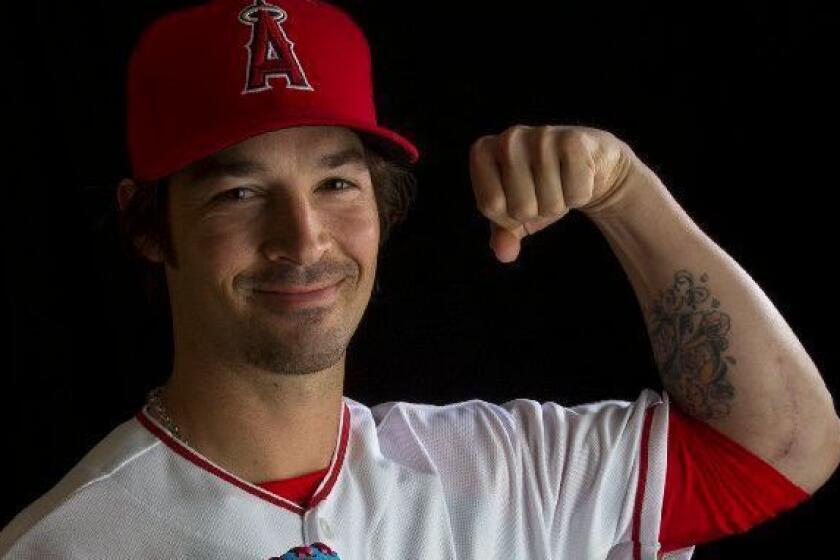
[127,0,420,183]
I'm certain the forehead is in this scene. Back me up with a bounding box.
[175,126,368,185]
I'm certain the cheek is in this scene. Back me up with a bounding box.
[174,214,253,293]
[327,205,379,293]
[335,205,379,258]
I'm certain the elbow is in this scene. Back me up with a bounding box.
[785,413,840,495]
[773,366,840,494]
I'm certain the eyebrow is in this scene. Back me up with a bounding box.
[186,147,369,185]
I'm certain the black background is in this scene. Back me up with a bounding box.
[4,1,837,557]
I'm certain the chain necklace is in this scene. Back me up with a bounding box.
[145,386,191,446]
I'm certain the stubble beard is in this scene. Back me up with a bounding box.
[236,303,351,376]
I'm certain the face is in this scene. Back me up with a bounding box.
[156,126,379,377]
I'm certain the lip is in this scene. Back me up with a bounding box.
[252,279,343,307]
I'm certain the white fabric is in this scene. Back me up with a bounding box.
[0,388,694,559]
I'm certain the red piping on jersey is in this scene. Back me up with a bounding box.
[135,400,351,515]
[632,406,656,560]
[307,410,350,509]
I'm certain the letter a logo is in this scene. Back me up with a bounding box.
[238,0,314,94]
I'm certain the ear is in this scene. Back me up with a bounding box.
[116,177,166,264]
[116,177,136,213]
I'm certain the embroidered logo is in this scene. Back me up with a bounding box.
[238,0,314,94]
[270,541,340,559]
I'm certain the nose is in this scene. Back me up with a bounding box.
[259,193,332,266]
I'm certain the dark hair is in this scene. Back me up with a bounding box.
[117,137,418,306]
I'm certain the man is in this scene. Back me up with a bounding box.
[2,0,838,558]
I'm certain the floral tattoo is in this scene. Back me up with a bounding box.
[645,270,736,420]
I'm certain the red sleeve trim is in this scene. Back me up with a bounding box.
[659,404,811,553]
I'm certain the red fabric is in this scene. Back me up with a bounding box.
[257,466,330,507]
[659,405,811,553]
[127,0,419,183]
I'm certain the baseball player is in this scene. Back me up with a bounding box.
[2,0,838,558]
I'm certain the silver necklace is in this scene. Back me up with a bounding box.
[145,386,191,446]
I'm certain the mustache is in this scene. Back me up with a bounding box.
[238,263,354,290]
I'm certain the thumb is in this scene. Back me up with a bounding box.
[490,222,527,263]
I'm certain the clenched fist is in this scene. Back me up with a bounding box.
[468,125,649,263]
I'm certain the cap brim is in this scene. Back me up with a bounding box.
[133,117,420,183]
[347,124,420,166]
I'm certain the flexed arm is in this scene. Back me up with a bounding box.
[468,124,840,494]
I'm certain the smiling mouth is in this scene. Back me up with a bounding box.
[252,279,344,307]
[255,284,336,295]
[254,277,345,295]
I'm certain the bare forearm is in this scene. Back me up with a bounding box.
[587,164,840,493]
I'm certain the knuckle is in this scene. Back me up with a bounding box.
[496,126,525,162]
[469,136,492,161]
[558,127,588,151]
[535,126,555,160]
[537,124,555,139]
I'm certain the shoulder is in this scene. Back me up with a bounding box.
[346,388,665,438]
[342,388,667,466]
[365,386,662,423]
[351,396,518,442]
[0,414,162,556]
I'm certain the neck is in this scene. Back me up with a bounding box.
[157,354,346,484]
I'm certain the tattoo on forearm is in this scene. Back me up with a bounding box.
[645,270,736,420]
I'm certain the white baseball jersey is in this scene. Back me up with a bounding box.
[0,388,694,559]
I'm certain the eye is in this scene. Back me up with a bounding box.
[214,187,258,203]
[322,178,358,192]
[212,179,357,204]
